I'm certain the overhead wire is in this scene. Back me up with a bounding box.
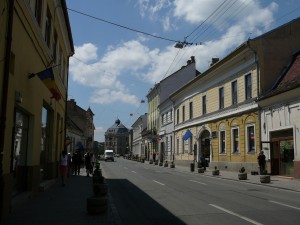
[167,0,238,75]
[67,7,181,44]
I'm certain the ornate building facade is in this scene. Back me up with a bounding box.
[105,119,129,156]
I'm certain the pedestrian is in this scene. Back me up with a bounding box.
[67,153,72,177]
[84,152,93,177]
[257,150,266,175]
[200,154,206,170]
[59,150,68,186]
[73,150,82,175]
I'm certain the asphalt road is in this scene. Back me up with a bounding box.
[102,158,300,225]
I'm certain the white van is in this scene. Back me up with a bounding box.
[104,150,114,161]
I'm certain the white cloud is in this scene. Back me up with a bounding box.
[69,0,278,107]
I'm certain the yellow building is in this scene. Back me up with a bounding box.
[0,0,74,218]
[171,18,300,172]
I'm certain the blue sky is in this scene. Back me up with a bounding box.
[66,0,300,142]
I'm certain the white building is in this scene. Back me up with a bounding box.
[259,50,300,178]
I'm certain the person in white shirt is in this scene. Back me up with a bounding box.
[60,150,68,186]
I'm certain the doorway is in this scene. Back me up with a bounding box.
[265,129,295,176]
[200,130,210,166]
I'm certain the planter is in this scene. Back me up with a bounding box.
[170,163,175,168]
[198,168,205,173]
[212,170,220,176]
[149,160,153,164]
[159,162,163,166]
[260,175,271,183]
[93,183,108,197]
[87,196,107,214]
[164,163,168,167]
[238,173,247,180]
[155,161,158,165]
[251,171,259,175]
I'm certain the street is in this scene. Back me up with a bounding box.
[102,158,300,225]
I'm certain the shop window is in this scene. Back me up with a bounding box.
[246,125,255,153]
[219,130,226,153]
[231,127,239,153]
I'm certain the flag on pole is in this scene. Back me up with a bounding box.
[182,129,193,141]
[37,68,62,101]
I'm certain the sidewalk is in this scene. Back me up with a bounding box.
[2,170,115,225]
[172,164,300,192]
[3,162,300,225]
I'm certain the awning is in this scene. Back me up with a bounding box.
[182,129,193,141]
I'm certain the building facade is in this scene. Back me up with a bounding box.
[131,113,147,158]
[146,56,199,161]
[158,98,174,162]
[170,18,300,174]
[66,99,95,155]
[0,0,74,218]
[259,50,300,178]
[105,119,129,156]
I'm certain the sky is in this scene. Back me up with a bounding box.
[65,0,300,142]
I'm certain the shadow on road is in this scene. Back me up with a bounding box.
[107,179,186,225]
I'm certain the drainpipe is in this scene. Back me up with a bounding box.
[0,0,15,221]
[247,40,262,158]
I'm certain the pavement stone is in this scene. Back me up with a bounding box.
[2,170,115,225]
[3,161,300,225]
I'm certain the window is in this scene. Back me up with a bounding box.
[182,139,184,154]
[231,80,238,105]
[246,125,255,153]
[176,139,179,155]
[53,31,57,63]
[176,109,179,124]
[202,95,206,114]
[182,105,185,122]
[12,110,29,174]
[219,87,224,109]
[189,136,193,154]
[245,73,252,99]
[219,130,226,153]
[170,136,173,157]
[45,6,52,47]
[34,0,42,26]
[161,114,164,125]
[189,102,193,120]
[231,127,239,153]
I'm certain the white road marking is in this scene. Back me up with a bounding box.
[153,180,165,186]
[189,180,207,185]
[269,200,300,210]
[131,171,136,173]
[209,204,264,225]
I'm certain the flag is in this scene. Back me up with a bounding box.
[37,68,62,101]
[182,129,192,141]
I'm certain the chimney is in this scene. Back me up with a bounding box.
[191,56,195,63]
[210,58,219,66]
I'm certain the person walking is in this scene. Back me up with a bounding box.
[73,150,82,176]
[257,150,266,175]
[84,152,92,177]
[67,153,72,177]
[59,150,68,186]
